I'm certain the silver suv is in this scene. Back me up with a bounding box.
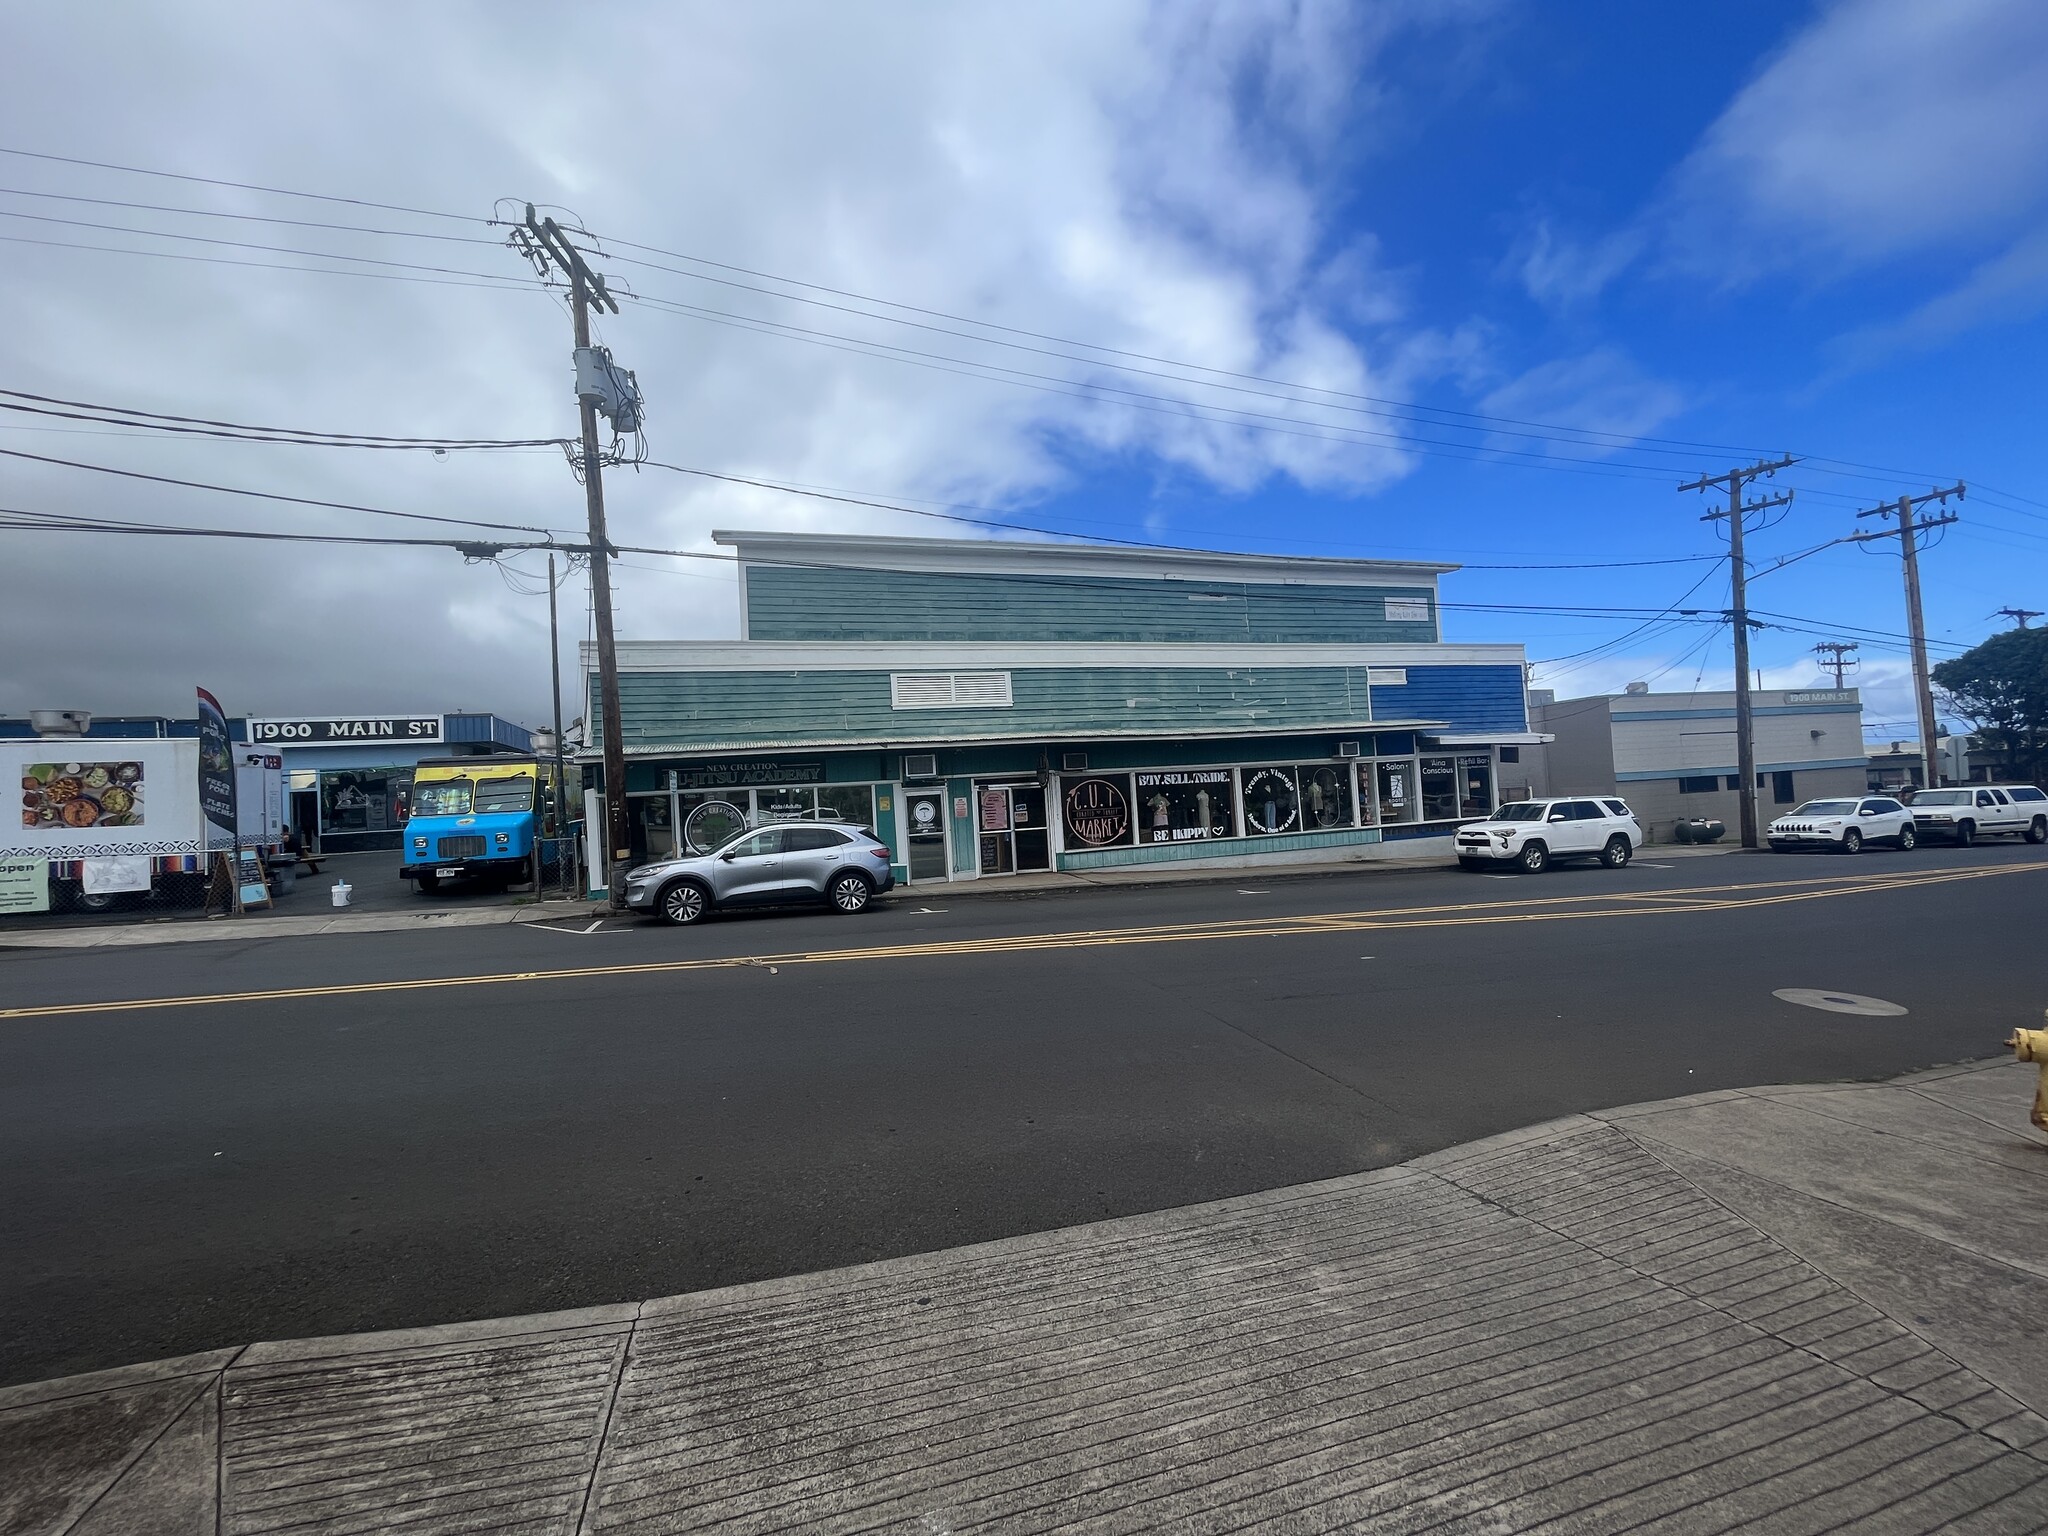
[624,822,896,925]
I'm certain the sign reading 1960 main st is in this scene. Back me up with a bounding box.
[247,716,444,748]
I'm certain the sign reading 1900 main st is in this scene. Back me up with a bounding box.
[247,716,444,748]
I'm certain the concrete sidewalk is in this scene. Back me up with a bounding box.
[7,1057,2043,1534]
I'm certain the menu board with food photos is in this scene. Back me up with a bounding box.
[22,760,145,831]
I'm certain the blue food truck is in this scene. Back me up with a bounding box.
[399,756,552,892]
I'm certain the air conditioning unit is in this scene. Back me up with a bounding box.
[902,753,939,780]
[1338,740,1361,759]
[30,709,92,737]
[1061,752,1089,772]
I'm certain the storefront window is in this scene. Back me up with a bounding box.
[1062,775,1134,849]
[815,784,876,830]
[1299,765,1353,830]
[1356,762,1380,826]
[1375,760,1417,823]
[1457,755,1494,819]
[1420,756,1458,821]
[629,793,674,861]
[318,769,415,836]
[754,787,816,822]
[678,791,748,853]
[1242,766,1300,835]
[1134,769,1234,844]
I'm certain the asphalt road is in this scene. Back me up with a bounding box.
[4,842,2045,1386]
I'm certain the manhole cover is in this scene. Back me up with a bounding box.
[1773,988,1908,1017]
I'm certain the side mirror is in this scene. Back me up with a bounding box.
[1859,808,1877,817]
[1548,812,1568,823]
[720,850,738,862]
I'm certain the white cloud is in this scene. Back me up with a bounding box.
[1476,348,1684,458]
[0,1,1467,724]
[1667,0,2048,274]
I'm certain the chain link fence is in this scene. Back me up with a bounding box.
[534,835,586,900]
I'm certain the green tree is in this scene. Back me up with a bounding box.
[1932,626,2048,785]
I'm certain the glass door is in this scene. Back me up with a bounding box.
[1010,784,1050,871]
[975,782,1050,874]
[904,788,949,881]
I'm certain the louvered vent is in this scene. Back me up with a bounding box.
[890,671,1014,709]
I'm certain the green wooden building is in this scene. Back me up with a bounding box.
[581,530,1541,886]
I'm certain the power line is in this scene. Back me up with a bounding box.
[0,183,502,244]
[0,445,568,535]
[0,145,479,223]
[0,232,532,294]
[0,388,564,451]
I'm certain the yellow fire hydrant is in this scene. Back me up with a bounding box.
[2009,1016,2048,1133]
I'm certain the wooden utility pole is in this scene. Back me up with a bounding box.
[1851,485,1963,789]
[516,209,633,907]
[1680,455,1797,849]
[1812,641,1858,689]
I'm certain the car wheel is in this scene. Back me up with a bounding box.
[1896,824,1916,851]
[1458,857,1485,871]
[1600,835,1632,869]
[1516,841,1548,873]
[659,880,709,926]
[1955,820,1975,847]
[1840,828,1863,854]
[417,872,439,894]
[828,871,873,913]
[2028,817,2047,845]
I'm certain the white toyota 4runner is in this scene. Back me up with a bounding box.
[1909,785,2048,845]
[1456,797,1643,873]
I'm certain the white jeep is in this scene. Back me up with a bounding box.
[1909,784,2048,846]
[1455,796,1643,873]
[1768,796,1915,853]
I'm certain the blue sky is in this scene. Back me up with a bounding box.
[1,1,2043,735]
[1021,1,2048,735]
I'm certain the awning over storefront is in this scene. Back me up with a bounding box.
[1425,732,1553,746]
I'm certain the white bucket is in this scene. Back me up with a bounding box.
[331,881,352,909]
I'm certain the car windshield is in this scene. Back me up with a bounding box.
[1793,800,1858,816]
[473,774,535,814]
[412,779,472,816]
[1912,790,1973,807]
[1489,803,1548,821]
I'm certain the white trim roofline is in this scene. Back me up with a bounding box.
[712,528,1457,584]
[588,640,1524,671]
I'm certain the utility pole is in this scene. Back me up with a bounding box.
[513,208,634,907]
[1850,484,1963,788]
[546,549,568,849]
[1812,641,1859,689]
[1996,606,2042,629]
[1681,454,1797,849]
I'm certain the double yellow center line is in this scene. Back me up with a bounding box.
[3,861,2037,1021]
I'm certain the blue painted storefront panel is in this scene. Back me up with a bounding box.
[1368,667,1527,735]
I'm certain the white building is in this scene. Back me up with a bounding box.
[1526,686,1867,839]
